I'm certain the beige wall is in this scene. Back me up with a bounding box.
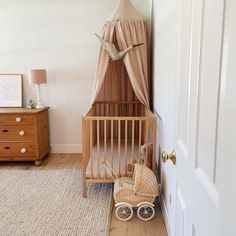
[0,0,151,153]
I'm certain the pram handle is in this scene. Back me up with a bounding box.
[101,159,118,182]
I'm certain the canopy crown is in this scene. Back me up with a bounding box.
[107,0,143,21]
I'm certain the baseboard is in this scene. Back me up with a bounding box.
[50,144,82,153]
[160,193,171,236]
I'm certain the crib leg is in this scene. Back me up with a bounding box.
[83,166,87,198]
[83,177,87,198]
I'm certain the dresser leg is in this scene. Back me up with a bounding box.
[35,160,42,166]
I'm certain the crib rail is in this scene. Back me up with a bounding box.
[82,102,156,187]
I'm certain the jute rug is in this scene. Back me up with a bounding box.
[0,169,112,236]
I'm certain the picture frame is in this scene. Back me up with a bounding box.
[0,74,23,108]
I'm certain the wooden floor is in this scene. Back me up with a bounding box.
[110,201,167,236]
[0,153,167,236]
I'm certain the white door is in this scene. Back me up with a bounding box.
[153,0,236,235]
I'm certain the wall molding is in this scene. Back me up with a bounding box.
[50,144,82,153]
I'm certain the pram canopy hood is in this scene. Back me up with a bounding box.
[90,0,150,107]
[133,164,159,197]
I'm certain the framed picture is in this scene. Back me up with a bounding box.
[0,74,23,107]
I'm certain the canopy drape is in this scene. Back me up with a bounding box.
[90,0,150,108]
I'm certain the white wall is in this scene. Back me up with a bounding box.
[0,0,151,153]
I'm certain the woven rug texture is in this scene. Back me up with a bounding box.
[0,169,112,236]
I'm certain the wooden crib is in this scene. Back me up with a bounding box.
[82,101,156,197]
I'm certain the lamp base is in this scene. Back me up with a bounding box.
[36,103,45,109]
[35,84,45,109]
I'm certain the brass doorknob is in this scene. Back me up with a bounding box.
[161,151,176,165]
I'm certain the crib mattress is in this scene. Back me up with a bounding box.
[86,139,140,179]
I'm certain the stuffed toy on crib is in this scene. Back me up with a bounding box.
[127,143,153,172]
[102,161,159,221]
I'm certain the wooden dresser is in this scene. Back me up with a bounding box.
[0,108,50,166]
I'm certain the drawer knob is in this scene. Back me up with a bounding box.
[19,130,25,136]
[21,148,27,154]
[16,117,22,123]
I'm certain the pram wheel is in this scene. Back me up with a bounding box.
[137,204,155,221]
[115,204,133,221]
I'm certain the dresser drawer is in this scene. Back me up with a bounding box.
[4,115,34,126]
[0,143,36,158]
[0,126,35,142]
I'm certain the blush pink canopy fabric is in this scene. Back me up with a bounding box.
[90,0,150,108]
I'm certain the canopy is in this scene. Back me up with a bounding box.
[90,0,150,108]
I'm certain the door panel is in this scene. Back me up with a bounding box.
[192,225,198,236]
[177,0,192,149]
[175,188,186,236]
[216,1,236,234]
[196,0,225,183]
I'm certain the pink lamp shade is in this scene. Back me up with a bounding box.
[28,69,47,84]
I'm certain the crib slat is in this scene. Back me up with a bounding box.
[145,120,149,166]
[138,120,142,164]
[101,104,104,138]
[125,120,128,176]
[118,120,121,177]
[104,120,107,178]
[111,120,114,172]
[90,120,93,179]
[135,103,138,138]
[97,120,100,178]
[131,120,135,173]
[152,118,157,172]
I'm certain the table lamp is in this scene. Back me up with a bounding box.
[28,69,47,108]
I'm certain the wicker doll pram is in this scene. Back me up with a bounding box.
[102,161,159,221]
